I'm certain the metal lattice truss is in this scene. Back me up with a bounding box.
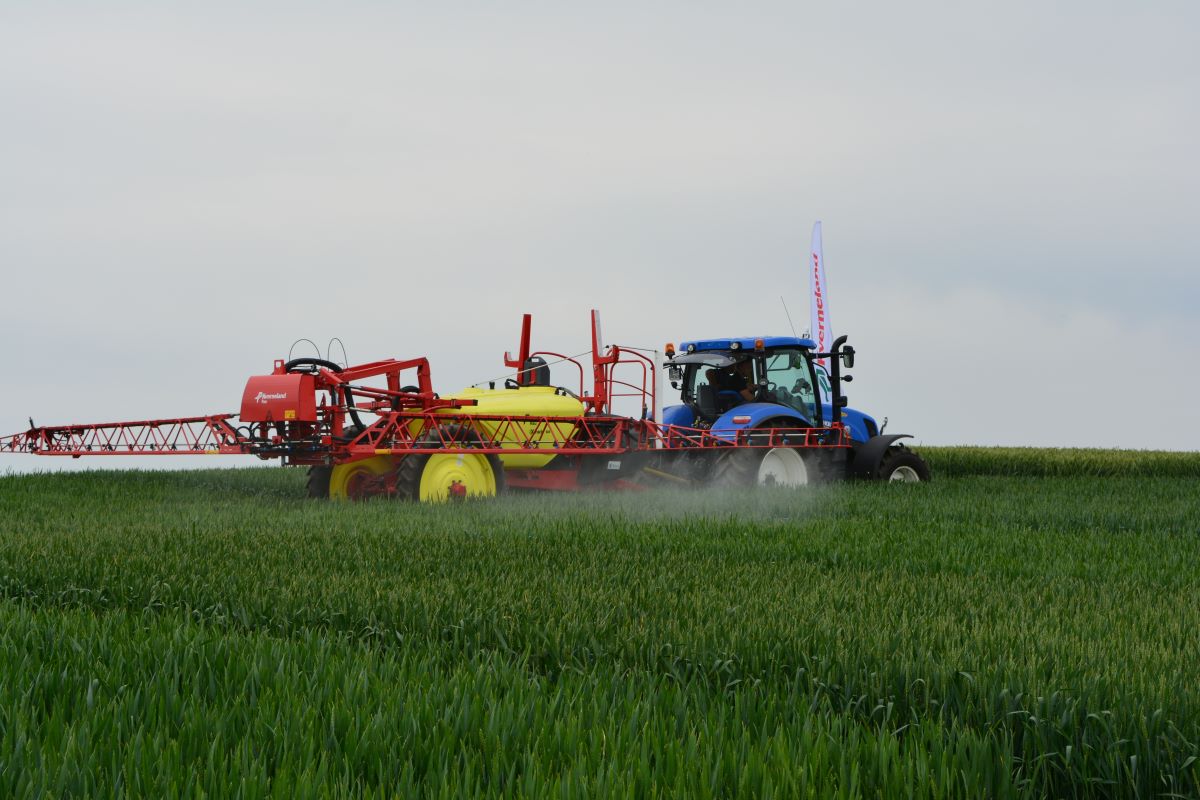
[2,410,849,461]
[0,415,244,456]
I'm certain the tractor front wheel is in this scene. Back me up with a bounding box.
[876,445,930,482]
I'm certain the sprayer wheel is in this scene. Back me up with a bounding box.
[397,424,506,503]
[328,456,396,500]
[306,466,332,499]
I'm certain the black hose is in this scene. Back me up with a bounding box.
[284,358,365,431]
[341,386,366,432]
[284,357,343,373]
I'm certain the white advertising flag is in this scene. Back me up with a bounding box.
[809,221,832,369]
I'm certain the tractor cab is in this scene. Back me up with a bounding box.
[663,337,824,429]
[661,335,882,443]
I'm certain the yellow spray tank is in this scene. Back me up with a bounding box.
[435,385,584,468]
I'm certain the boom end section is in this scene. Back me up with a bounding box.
[0,415,245,456]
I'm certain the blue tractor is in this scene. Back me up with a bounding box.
[658,334,929,486]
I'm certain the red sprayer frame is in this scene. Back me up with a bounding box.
[0,310,852,479]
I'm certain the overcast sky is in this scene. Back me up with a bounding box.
[2,2,1197,472]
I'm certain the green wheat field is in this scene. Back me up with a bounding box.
[1,447,1198,798]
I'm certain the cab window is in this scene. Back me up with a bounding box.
[762,349,815,418]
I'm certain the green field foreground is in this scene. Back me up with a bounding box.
[1,448,1198,798]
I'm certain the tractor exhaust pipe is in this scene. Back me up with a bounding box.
[827,335,850,425]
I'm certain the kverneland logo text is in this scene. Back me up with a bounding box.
[811,253,826,350]
[254,391,287,404]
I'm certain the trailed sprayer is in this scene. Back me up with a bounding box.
[1,311,927,500]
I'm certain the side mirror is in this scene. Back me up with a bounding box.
[668,366,683,383]
[841,346,855,369]
[670,381,680,390]
[842,374,853,383]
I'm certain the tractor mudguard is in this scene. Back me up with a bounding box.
[661,404,695,428]
[709,403,810,443]
[850,434,912,479]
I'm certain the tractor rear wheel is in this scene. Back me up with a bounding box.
[876,445,930,482]
[709,448,756,487]
[710,447,810,488]
[710,417,813,488]
[396,425,506,503]
[757,447,809,487]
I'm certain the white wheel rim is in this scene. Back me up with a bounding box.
[757,448,808,487]
[889,465,921,482]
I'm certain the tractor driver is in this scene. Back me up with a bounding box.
[705,361,756,406]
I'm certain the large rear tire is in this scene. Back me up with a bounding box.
[710,447,810,488]
[709,448,757,488]
[710,417,813,488]
[757,447,809,487]
[876,445,930,482]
